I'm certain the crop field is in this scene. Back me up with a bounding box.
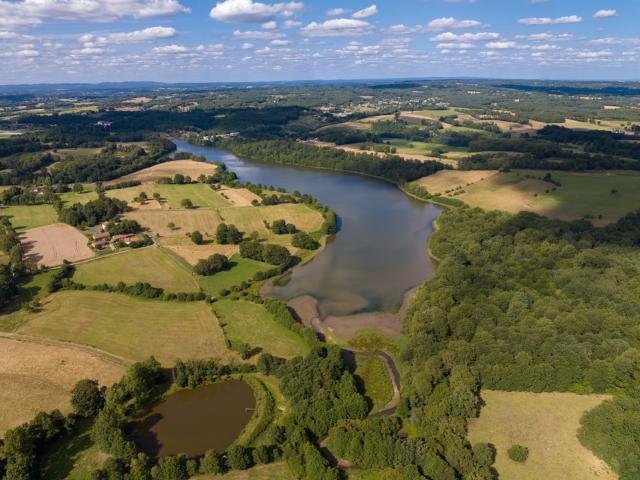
[163,242,240,264]
[73,247,200,292]
[413,170,498,195]
[109,183,230,209]
[467,390,615,480]
[213,299,310,359]
[218,187,262,206]
[111,159,219,184]
[19,223,95,267]
[354,354,393,411]
[18,291,231,365]
[126,208,222,237]
[1,204,58,230]
[0,336,124,434]
[196,255,273,294]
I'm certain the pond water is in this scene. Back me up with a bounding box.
[130,380,255,458]
[174,140,441,318]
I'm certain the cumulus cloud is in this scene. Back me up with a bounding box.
[426,17,482,31]
[151,44,188,54]
[521,32,573,41]
[352,4,377,19]
[233,29,285,39]
[518,15,582,25]
[593,9,617,18]
[437,42,475,49]
[301,18,372,37]
[210,0,303,23]
[326,8,349,16]
[485,41,518,49]
[0,0,190,28]
[432,32,499,42]
[84,26,177,45]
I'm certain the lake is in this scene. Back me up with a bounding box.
[174,140,441,318]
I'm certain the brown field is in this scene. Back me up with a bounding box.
[332,144,457,167]
[414,170,498,195]
[0,336,125,434]
[20,223,94,267]
[468,390,615,480]
[111,160,219,184]
[163,243,240,265]
[218,188,262,206]
[126,209,222,237]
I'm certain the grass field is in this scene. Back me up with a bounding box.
[74,247,200,292]
[195,463,292,479]
[354,355,393,411]
[416,169,640,224]
[109,183,230,209]
[1,204,58,230]
[0,271,55,332]
[59,189,99,205]
[219,204,324,237]
[111,159,219,184]
[467,390,615,480]
[126,208,222,237]
[197,255,273,294]
[0,337,124,434]
[18,290,231,365]
[213,299,309,359]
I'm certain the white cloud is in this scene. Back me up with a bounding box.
[301,18,372,37]
[518,16,582,25]
[575,50,612,58]
[432,32,499,42]
[485,41,518,49]
[437,42,475,49]
[352,4,377,19]
[261,20,277,29]
[593,9,617,18]
[151,44,188,54]
[14,48,39,57]
[386,24,421,34]
[271,39,289,45]
[210,0,303,23]
[326,8,349,16]
[233,29,285,39]
[426,17,482,31]
[88,27,178,45]
[522,33,573,41]
[241,42,254,48]
[283,19,301,28]
[0,0,190,28]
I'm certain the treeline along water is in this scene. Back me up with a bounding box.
[174,140,441,318]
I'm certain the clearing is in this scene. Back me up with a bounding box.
[0,336,124,435]
[73,247,200,292]
[213,299,310,359]
[110,160,219,184]
[18,290,231,365]
[20,223,95,267]
[1,204,58,230]
[353,354,394,412]
[467,390,615,480]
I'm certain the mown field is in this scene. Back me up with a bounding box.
[196,255,273,295]
[0,337,124,435]
[111,159,219,184]
[73,247,200,292]
[1,204,58,230]
[109,183,230,209]
[213,299,309,359]
[17,290,231,365]
[467,390,615,480]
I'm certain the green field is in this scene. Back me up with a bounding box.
[1,204,58,230]
[59,189,99,205]
[0,270,55,331]
[18,290,231,365]
[196,463,293,480]
[219,204,324,237]
[74,247,200,292]
[354,355,394,411]
[109,183,230,209]
[213,299,309,359]
[196,255,273,295]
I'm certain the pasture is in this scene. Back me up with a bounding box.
[18,291,231,365]
[467,390,615,480]
[1,204,58,230]
[163,242,240,265]
[196,255,273,294]
[413,170,498,196]
[73,247,200,292]
[109,183,230,209]
[213,299,310,359]
[218,187,262,206]
[110,159,219,184]
[0,336,124,434]
[126,208,222,237]
[19,223,95,267]
[219,204,324,237]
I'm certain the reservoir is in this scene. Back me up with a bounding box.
[174,140,441,318]
[131,380,255,458]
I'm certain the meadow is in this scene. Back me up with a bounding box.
[17,290,231,365]
[111,159,219,184]
[109,183,230,209]
[353,355,394,411]
[196,255,273,295]
[213,299,310,359]
[467,390,615,480]
[73,247,200,292]
[1,204,58,230]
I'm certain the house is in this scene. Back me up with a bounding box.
[93,239,109,249]
[93,232,111,242]
[112,234,139,245]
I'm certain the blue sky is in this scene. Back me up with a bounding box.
[0,0,638,84]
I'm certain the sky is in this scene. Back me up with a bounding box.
[0,0,639,84]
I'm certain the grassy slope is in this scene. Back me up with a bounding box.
[73,247,200,292]
[1,204,58,230]
[109,183,230,209]
[213,299,309,359]
[354,355,394,412]
[18,290,231,365]
[196,255,273,295]
[0,270,55,332]
[467,390,615,480]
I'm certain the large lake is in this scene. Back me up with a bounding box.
[175,140,441,318]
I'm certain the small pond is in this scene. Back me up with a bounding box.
[130,380,255,458]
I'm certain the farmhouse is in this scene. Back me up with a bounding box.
[112,234,139,245]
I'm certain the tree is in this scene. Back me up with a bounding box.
[292,232,320,250]
[180,198,194,209]
[191,230,204,245]
[200,450,223,475]
[71,379,104,418]
[73,183,84,193]
[227,445,253,470]
[153,192,162,202]
[151,455,187,480]
[173,174,186,185]
[261,244,290,265]
[507,445,529,463]
[194,254,229,276]
[128,454,153,480]
[167,222,176,230]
